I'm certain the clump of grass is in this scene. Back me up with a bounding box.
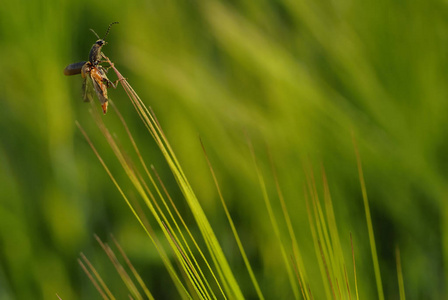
[75,58,406,299]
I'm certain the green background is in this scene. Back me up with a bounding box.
[0,0,447,298]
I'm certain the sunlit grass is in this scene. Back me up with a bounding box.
[74,60,407,299]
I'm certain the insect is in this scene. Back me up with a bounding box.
[64,22,119,114]
[81,62,116,114]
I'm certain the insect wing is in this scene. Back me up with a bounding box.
[82,74,95,103]
[90,67,110,114]
[63,61,88,76]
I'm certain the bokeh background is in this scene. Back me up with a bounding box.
[1,0,447,299]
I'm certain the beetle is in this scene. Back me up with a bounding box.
[63,22,119,114]
[81,62,115,114]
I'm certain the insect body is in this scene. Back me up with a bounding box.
[81,62,115,114]
[63,22,119,114]
[88,22,119,65]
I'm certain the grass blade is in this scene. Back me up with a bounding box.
[353,135,384,300]
[396,246,406,300]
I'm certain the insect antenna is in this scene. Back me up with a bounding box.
[103,22,119,40]
[89,28,100,39]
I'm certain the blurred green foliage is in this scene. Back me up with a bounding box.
[0,0,447,298]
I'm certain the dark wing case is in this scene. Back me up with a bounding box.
[64,61,88,76]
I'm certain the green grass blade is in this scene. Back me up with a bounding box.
[110,235,155,300]
[353,136,384,300]
[350,233,359,300]
[78,254,114,300]
[268,149,310,300]
[94,236,143,300]
[305,192,331,299]
[247,138,300,299]
[396,246,406,300]
[200,139,265,300]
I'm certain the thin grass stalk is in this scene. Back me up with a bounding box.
[343,266,352,300]
[314,194,337,285]
[304,168,334,298]
[290,255,307,300]
[307,167,338,286]
[199,224,232,299]
[94,236,143,300]
[246,138,300,299]
[78,257,112,300]
[307,284,314,300]
[144,177,216,300]
[317,240,336,300]
[110,235,154,300]
[151,166,224,300]
[336,278,342,299]
[130,165,214,300]
[79,253,116,300]
[352,136,384,300]
[395,246,406,300]
[350,233,359,300]
[322,169,350,298]
[267,148,310,300]
[200,139,265,299]
[161,222,211,300]
[304,190,331,299]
